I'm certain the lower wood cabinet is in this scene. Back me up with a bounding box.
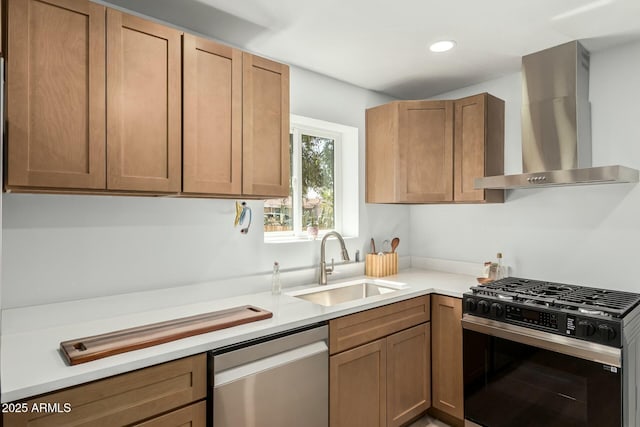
[386,324,431,427]
[330,338,387,427]
[431,295,464,422]
[329,296,431,427]
[3,354,206,427]
[133,401,206,427]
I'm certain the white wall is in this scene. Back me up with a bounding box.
[410,40,640,292]
[1,66,407,308]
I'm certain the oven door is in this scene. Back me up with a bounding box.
[462,315,622,427]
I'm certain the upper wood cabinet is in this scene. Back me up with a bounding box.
[454,93,504,203]
[366,93,504,204]
[107,9,182,193]
[6,0,106,190]
[182,37,291,199]
[5,0,290,199]
[1,0,3,57]
[6,2,182,194]
[366,101,453,203]
[431,295,464,422]
[183,34,243,195]
[242,53,290,197]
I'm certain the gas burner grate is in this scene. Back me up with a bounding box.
[558,288,640,315]
[474,278,542,293]
[523,282,579,298]
[472,277,640,318]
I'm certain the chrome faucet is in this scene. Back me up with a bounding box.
[319,231,350,285]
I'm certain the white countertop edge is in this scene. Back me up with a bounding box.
[1,268,474,403]
[1,318,322,403]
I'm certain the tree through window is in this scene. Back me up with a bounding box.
[264,124,338,237]
[301,134,334,230]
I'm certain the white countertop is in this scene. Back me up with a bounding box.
[1,267,474,403]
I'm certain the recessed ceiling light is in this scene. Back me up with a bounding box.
[429,40,456,53]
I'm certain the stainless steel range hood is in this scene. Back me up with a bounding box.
[475,41,639,190]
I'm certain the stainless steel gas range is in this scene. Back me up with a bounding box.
[462,277,640,427]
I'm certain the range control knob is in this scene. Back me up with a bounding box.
[478,300,490,314]
[577,320,596,337]
[491,303,504,317]
[598,324,617,342]
[465,298,478,312]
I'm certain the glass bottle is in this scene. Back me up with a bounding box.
[496,253,504,280]
[272,262,281,295]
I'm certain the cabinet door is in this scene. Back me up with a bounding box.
[431,295,464,420]
[387,323,430,427]
[454,93,504,203]
[397,100,453,202]
[330,339,386,427]
[107,9,181,192]
[7,0,106,189]
[454,94,486,201]
[183,34,242,195]
[242,53,290,197]
[366,102,401,203]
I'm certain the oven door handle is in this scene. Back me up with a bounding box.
[462,315,622,368]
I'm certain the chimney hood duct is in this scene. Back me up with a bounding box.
[475,41,638,190]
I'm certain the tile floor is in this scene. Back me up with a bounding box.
[409,414,451,427]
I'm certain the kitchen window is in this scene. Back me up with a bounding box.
[264,115,358,242]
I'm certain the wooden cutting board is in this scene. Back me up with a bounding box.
[60,305,273,366]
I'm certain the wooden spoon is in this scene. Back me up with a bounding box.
[391,237,400,253]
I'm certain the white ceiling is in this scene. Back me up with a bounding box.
[108,0,640,99]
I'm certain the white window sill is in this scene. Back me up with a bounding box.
[265,232,357,244]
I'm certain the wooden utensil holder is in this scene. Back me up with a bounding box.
[365,253,398,277]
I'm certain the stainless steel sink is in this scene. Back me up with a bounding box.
[287,279,408,307]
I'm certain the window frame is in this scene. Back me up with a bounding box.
[264,115,358,243]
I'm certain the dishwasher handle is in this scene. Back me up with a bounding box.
[214,340,327,387]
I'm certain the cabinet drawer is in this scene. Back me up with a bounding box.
[3,354,206,427]
[134,401,206,427]
[329,295,430,354]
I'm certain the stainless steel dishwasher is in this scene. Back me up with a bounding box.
[210,323,328,427]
